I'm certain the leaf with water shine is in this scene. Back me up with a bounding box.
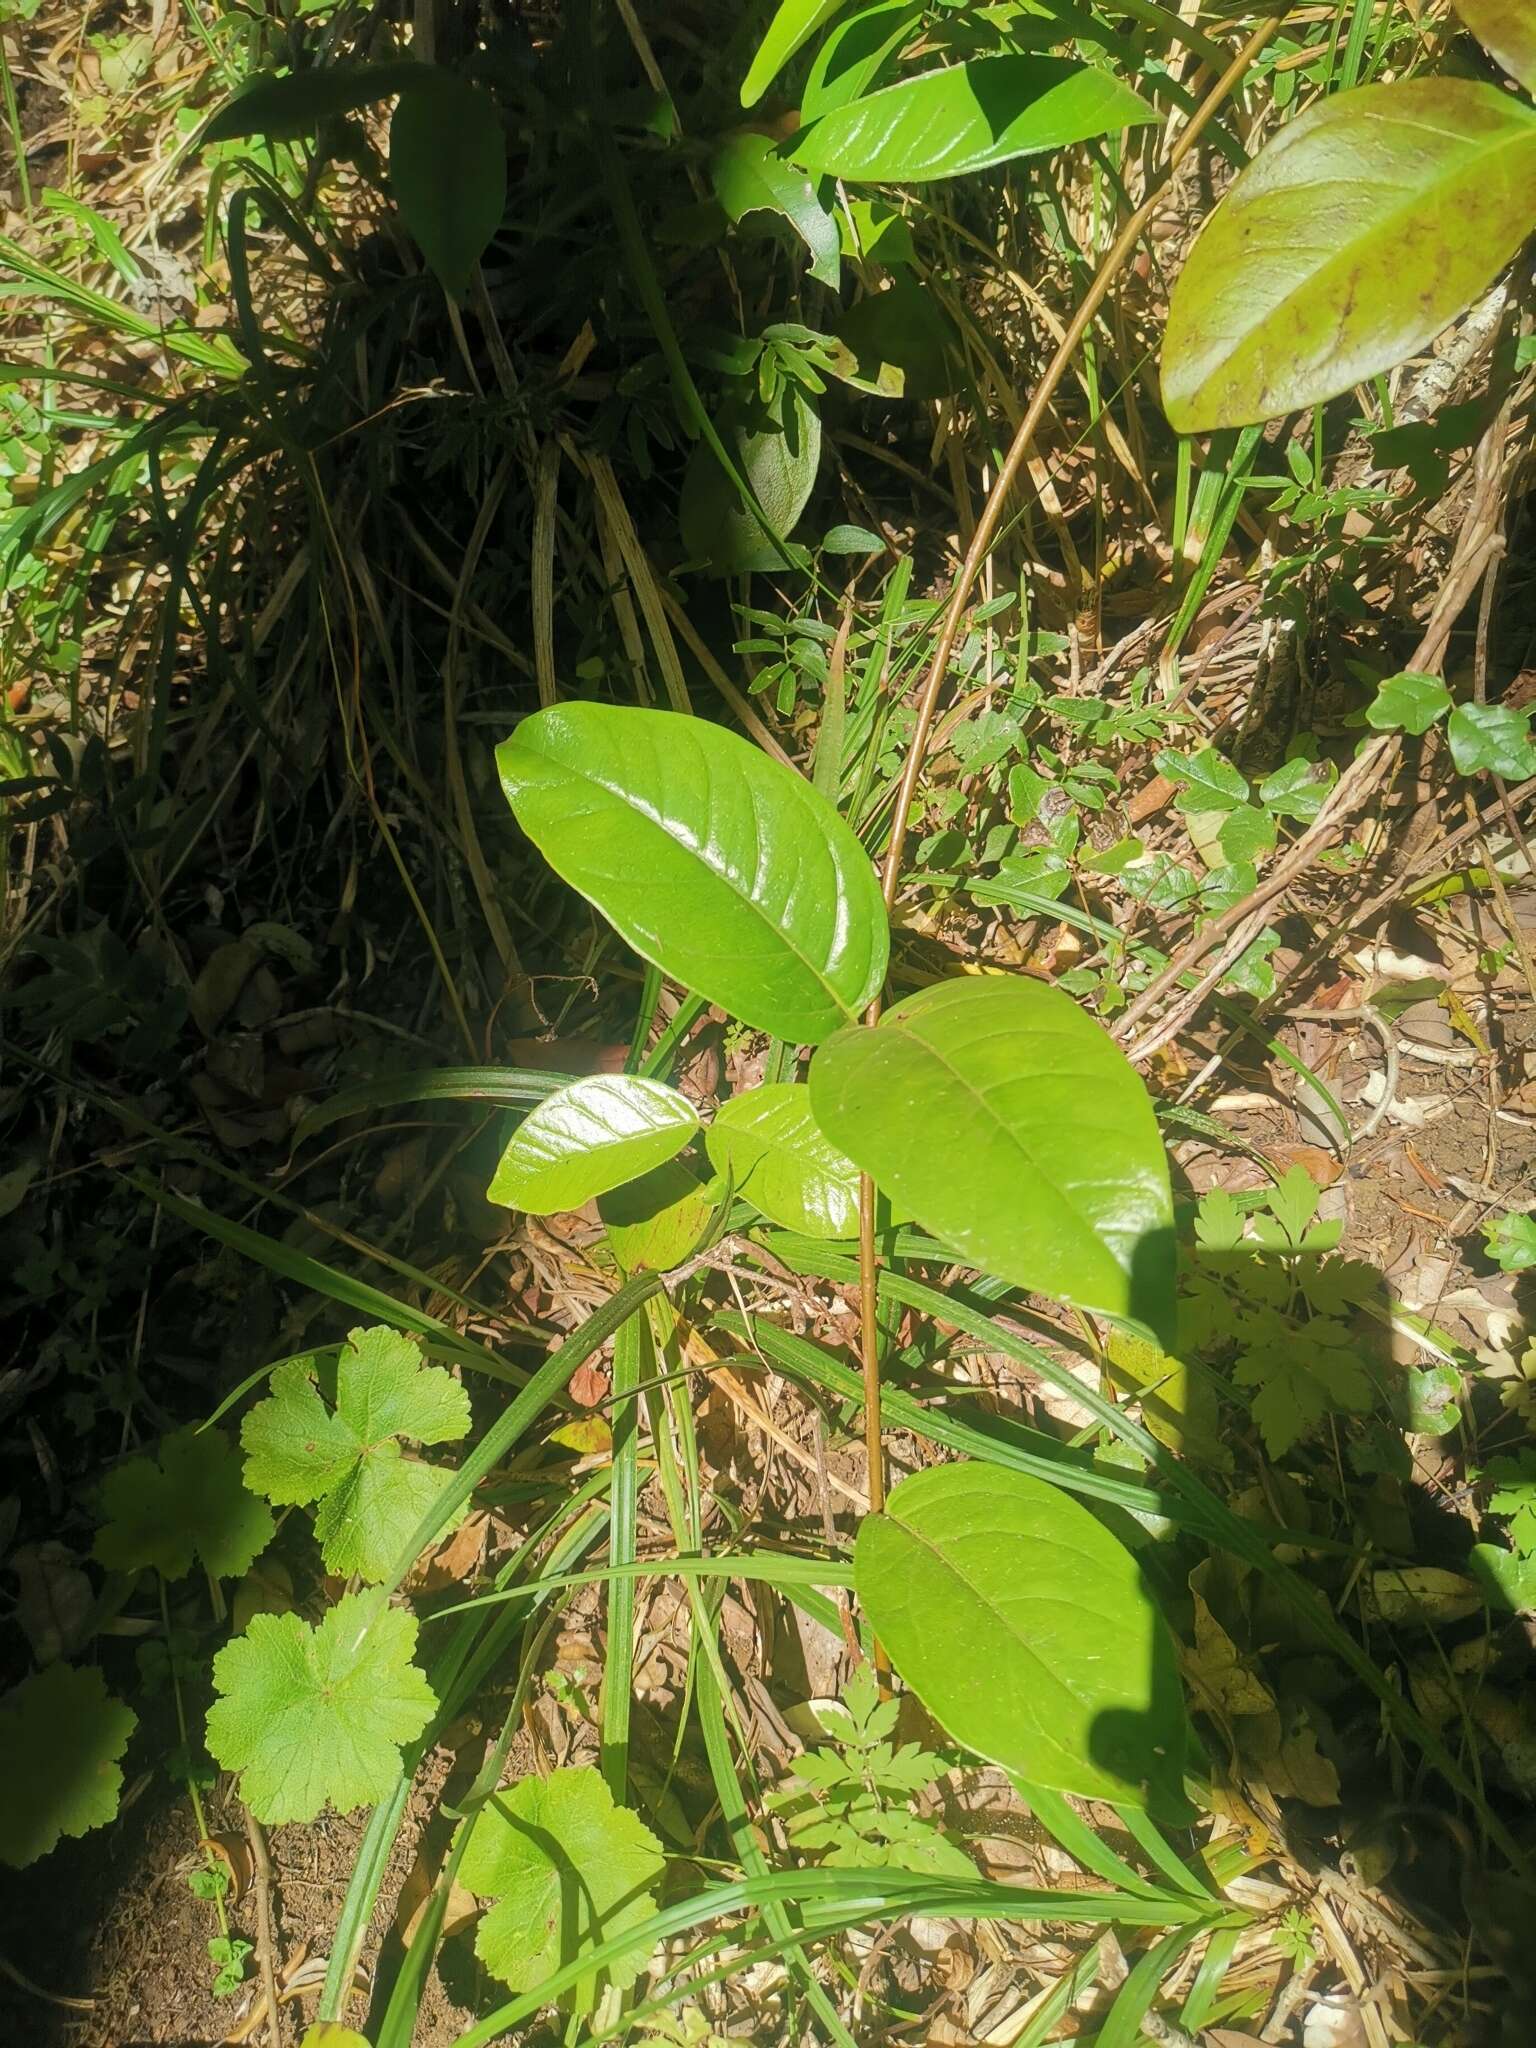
[856,1463,1189,1809]
[789,57,1155,182]
[497,704,888,1044]
[706,1082,859,1237]
[810,977,1174,1345]
[1162,79,1536,430]
[487,1075,699,1215]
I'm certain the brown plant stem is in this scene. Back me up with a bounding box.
[852,14,1287,1515]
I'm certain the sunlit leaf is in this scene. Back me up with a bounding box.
[487,1075,699,1214]
[711,134,839,286]
[241,1326,471,1583]
[810,977,1175,1344]
[856,1463,1189,1809]
[789,57,1155,182]
[497,704,888,1044]
[1162,79,1536,429]
[741,0,854,107]
[457,1766,666,2009]
[706,1082,860,1237]
[206,1597,436,1824]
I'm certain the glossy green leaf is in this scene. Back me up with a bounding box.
[679,380,822,574]
[706,1082,859,1238]
[1447,701,1536,779]
[712,135,840,287]
[855,1463,1189,1808]
[1162,79,1536,430]
[802,2,921,121]
[1365,670,1450,735]
[201,61,434,142]
[497,704,888,1044]
[809,977,1174,1344]
[487,1075,699,1214]
[389,74,506,294]
[1456,0,1536,91]
[741,0,854,108]
[789,57,1155,183]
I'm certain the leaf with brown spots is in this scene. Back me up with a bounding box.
[1162,78,1536,430]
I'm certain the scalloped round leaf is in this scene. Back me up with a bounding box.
[706,1082,859,1237]
[95,1426,275,1582]
[206,1598,436,1824]
[487,1074,699,1215]
[809,977,1174,1346]
[1161,79,1536,430]
[241,1327,470,1583]
[497,704,888,1044]
[854,1463,1189,1809]
[456,1765,665,2009]
[0,1663,138,1867]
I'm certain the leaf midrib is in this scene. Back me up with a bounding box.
[528,744,863,1023]
[1197,105,1536,388]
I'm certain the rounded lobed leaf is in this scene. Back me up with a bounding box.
[487,1074,700,1215]
[809,976,1175,1345]
[706,1082,860,1237]
[206,1598,436,1824]
[457,1765,666,2007]
[95,1426,275,1583]
[789,56,1156,182]
[0,1663,138,1868]
[855,1463,1189,1809]
[496,704,888,1044]
[1161,78,1536,430]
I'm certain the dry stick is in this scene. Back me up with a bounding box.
[242,1805,284,2047]
[852,16,1288,1513]
[1118,510,1512,1062]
